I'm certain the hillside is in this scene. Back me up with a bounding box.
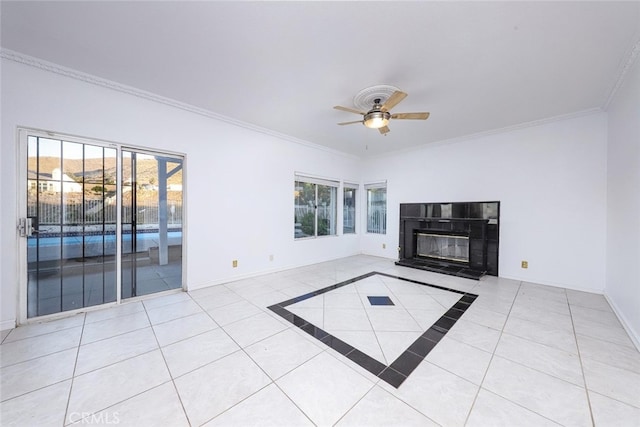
[28,156,182,186]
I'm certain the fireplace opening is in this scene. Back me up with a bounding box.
[415,232,469,264]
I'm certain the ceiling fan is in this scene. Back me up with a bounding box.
[334,90,430,135]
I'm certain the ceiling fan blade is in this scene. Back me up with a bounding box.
[380,91,407,111]
[337,120,363,126]
[334,105,366,115]
[378,125,390,135]
[391,112,430,120]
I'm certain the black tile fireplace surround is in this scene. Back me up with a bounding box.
[396,201,500,280]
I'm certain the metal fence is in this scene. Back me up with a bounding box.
[295,205,386,234]
[367,205,386,234]
[343,206,356,233]
[28,201,183,226]
[294,205,336,235]
[32,200,382,232]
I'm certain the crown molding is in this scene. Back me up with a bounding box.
[0,49,359,160]
[366,108,604,160]
[603,36,640,111]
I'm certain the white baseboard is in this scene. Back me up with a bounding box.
[188,253,364,291]
[1,319,16,332]
[604,293,640,352]
[499,274,604,294]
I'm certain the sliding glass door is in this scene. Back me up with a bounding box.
[20,130,184,320]
[121,150,183,298]
[25,135,118,317]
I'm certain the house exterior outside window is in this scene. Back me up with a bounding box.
[365,182,387,234]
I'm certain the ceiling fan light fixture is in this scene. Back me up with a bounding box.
[363,111,390,129]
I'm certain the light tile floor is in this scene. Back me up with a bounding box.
[1,255,639,426]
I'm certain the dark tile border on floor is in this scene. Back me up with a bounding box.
[267,271,478,388]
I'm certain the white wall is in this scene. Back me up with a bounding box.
[361,113,608,292]
[605,56,640,346]
[0,58,361,329]
[1,54,628,335]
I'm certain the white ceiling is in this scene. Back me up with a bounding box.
[2,1,639,157]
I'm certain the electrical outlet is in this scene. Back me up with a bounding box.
[521,260,528,269]
[269,254,274,262]
[382,243,386,249]
[232,260,238,268]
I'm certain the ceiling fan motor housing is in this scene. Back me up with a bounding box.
[335,85,428,132]
[363,110,390,129]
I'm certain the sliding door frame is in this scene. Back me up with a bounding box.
[121,146,186,299]
[16,128,187,326]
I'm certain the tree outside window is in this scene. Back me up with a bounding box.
[294,178,337,238]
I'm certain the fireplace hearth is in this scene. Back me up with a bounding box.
[396,202,500,280]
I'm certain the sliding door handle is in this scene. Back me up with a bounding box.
[18,218,42,237]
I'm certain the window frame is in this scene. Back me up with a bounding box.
[294,174,339,239]
[342,183,358,235]
[365,181,387,235]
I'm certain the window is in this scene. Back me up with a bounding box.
[343,184,357,234]
[366,182,387,234]
[294,175,338,238]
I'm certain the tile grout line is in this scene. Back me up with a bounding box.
[269,382,318,426]
[186,287,313,424]
[572,327,637,351]
[141,298,194,427]
[80,325,150,347]
[354,276,390,366]
[197,382,275,426]
[201,342,320,427]
[329,381,378,426]
[573,333,640,372]
[0,330,85,370]
[0,330,13,344]
[567,298,597,427]
[0,378,69,405]
[151,292,282,421]
[467,387,565,427]
[75,347,161,378]
[1,316,86,344]
[0,326,86,405]
[203,334,329,426]
[483,343,594,397]
[494,329,582,366]
[462,280,522,426]
[62,313,87,426]
[587,389,640,411]
[496,287,628,399]
[462,283,579,426]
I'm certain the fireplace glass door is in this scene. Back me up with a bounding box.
[416,233,470,263]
